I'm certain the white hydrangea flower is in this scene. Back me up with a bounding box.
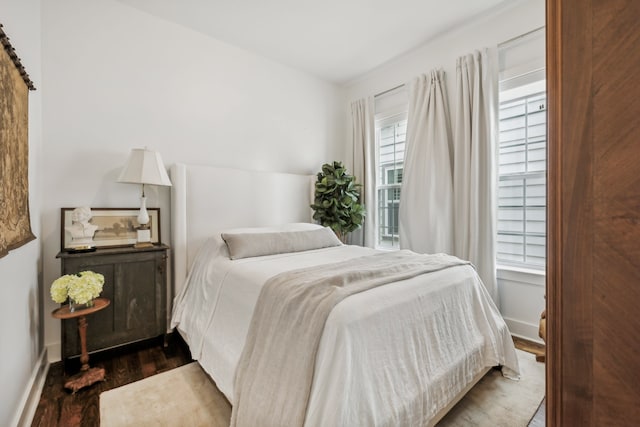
[50,271,105,305]
[50,274,76,303]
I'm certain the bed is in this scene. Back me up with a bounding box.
[170,163,519,427]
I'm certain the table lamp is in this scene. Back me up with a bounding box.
[117,148,172,248]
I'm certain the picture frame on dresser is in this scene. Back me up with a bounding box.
[61,207,160,251]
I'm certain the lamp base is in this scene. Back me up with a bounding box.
[134,241,154,249]
[135,228,153,248]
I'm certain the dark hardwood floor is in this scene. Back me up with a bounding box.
[31,334,192,427]
[31,334,544,426]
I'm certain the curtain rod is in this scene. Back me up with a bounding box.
[498,26,545,48]
[500,67,545,83]
[374,83,405,98]
[373,27,544,97]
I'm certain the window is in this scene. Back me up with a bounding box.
[497,28,546,269]
[375,112,406,249]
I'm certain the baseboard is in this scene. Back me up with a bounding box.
[504,317,544,345]
[47,342,61,363]
[11,348,49,427]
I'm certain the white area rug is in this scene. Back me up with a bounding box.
[100,363,231,427]
[100,349,543,427]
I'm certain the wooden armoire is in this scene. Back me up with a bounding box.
[547,0,640,425]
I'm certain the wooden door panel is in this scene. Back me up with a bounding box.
[549,0,640,424]
[592,0,640,420]
[547,0,595,424]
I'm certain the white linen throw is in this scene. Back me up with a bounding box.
[231,250,470,427]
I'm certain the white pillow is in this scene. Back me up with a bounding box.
[222,222,323,235]
[221,226,342,260]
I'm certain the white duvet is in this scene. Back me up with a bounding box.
[171,238,519,426]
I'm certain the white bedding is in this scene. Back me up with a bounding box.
[171,237,519,426]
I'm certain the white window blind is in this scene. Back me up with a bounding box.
[374,85,407,249]
[376,113,406,249]
[497,27,546,269]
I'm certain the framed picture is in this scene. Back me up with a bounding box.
[61,207,160,251]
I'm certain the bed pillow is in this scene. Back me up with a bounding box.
[222,222,324,235]
[221,227,342,260]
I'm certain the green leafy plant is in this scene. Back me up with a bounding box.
[311,161,365,242]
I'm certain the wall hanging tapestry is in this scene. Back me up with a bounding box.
[0,23,36,258]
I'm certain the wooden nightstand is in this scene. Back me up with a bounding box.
[56,245,169,366]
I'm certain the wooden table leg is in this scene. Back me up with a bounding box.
[64,315,106,393]
[536,310,546,363]
[78,316,90,371]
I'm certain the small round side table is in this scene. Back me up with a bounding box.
[52,297,110,393]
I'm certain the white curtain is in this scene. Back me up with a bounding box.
[453,48,499,304]
[350,97,376,247]
[399,69,454,254]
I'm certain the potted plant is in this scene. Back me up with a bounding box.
[311,161,365,242]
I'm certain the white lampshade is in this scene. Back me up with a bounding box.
[118,148,171,247]
[117,148,172,187]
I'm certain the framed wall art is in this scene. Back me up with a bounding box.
[0,24,37,258]
[61,208,160,251]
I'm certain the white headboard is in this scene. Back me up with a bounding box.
[170,163,315,296]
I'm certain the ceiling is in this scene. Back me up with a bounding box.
[118,0,509,84]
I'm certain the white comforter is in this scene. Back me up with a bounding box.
[171,238,519,426]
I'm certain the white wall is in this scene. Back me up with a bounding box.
[498,268,545,343]
[0,0,44,425]
[343,0,546,342]
[345,0,544,100]
[40,0,345,360]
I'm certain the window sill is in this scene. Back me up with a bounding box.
[497,265,545,287]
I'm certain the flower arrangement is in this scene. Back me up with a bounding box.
[51,271,104,306]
